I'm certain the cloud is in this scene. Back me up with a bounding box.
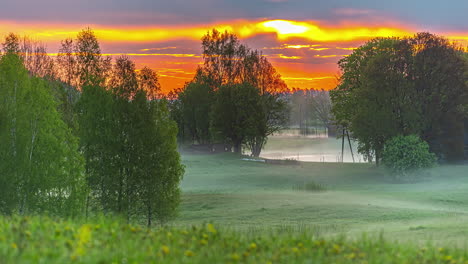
[333,8,376,16]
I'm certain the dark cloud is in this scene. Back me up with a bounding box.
[0,0,467,31]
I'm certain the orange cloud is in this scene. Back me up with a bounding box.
[1,18,466,93]
[0,18,418,43]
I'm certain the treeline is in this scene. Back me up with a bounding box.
[0,29,183,226]
[287,88,332,135]
[332,32,468,164]
[169,29,289,157]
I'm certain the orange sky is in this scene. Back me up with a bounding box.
[1,19,467,92]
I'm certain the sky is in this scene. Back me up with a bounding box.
[1,0,467,92]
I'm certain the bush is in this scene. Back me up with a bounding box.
[293,181,326,192]
[382,135,436,180]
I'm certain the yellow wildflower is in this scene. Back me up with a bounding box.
[250,242,257,250]
[11,243,17,249]
[206,223,217,234]
[185,250,194,257]
[231,253,240,261]
[161,245,170,255]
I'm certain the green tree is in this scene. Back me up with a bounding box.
[129,93,184,226]
[0,53,86,216]
[331,38,419,164]
[74,28,111,87]
[178,81,214,144]
[211,83,264,153]
[330,34,467,164]
[137,66,161,100]
[78,54,184,224]
[409,33,468,161]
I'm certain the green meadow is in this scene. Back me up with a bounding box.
[3,137,468,263]
[178,141,468,247]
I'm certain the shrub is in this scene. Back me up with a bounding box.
[382,135,436,180]
[293,181,326,192]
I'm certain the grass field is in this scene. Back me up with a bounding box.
[178,149,468,247]
[4,216,468,263]
[3,137,468,263]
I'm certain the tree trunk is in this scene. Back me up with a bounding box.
[147,201,152,228]
[375,149,380,167]
[233,141,242,154]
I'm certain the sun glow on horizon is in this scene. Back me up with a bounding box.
[0,18,466,92]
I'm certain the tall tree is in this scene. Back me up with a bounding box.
[56,38,77,86]
[211,83,265,153]
[74,28,110,87]
[137,66,161,100]
[0,53,86,216]
[331,33,468,164]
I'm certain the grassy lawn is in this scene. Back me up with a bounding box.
[178,151,468,247]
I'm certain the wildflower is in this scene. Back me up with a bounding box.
[292,247,299,253]
[250,242,257,250]
[200,239,208,245]
[161,245,170,255]
[206,223,217,234]
[231,253,240,261]
[332,244,341,254]
[443,255,453,261]
[11,243,17,249]
[185,250,194,257]
[243,252,250,258]
[346,253,356,260]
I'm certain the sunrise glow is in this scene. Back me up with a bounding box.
[0,17,466,92]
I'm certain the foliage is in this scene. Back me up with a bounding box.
[177,82,214,144]
[3,216,468,263]
[77,52,183,226]
[211,83,264,153]
[382,135,437,179]
[331,33,468,164]
[175,29,288,156]
[0,53,86,216]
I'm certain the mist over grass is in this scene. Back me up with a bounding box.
[261,134,363,163]
[177,144,468,247]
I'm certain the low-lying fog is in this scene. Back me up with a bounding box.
[261,130,364,163]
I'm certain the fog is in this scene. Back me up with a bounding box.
[261,130,364,163]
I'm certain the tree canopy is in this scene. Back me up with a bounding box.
[331,33,468,164]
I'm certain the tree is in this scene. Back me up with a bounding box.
[211,83,265,153]
[2,33,56,79]
[0,53,86,216]
[56,38,77,86]
[78,53,184,224]
[310,90,332,130]
[129,93,184,226]
[74,28,110,87]
[409,33,468,161]
[137,66,161,100]
[330,34,467,164]
[178,81,214,144]
[2,33,20,53]
[178,29,288,156]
